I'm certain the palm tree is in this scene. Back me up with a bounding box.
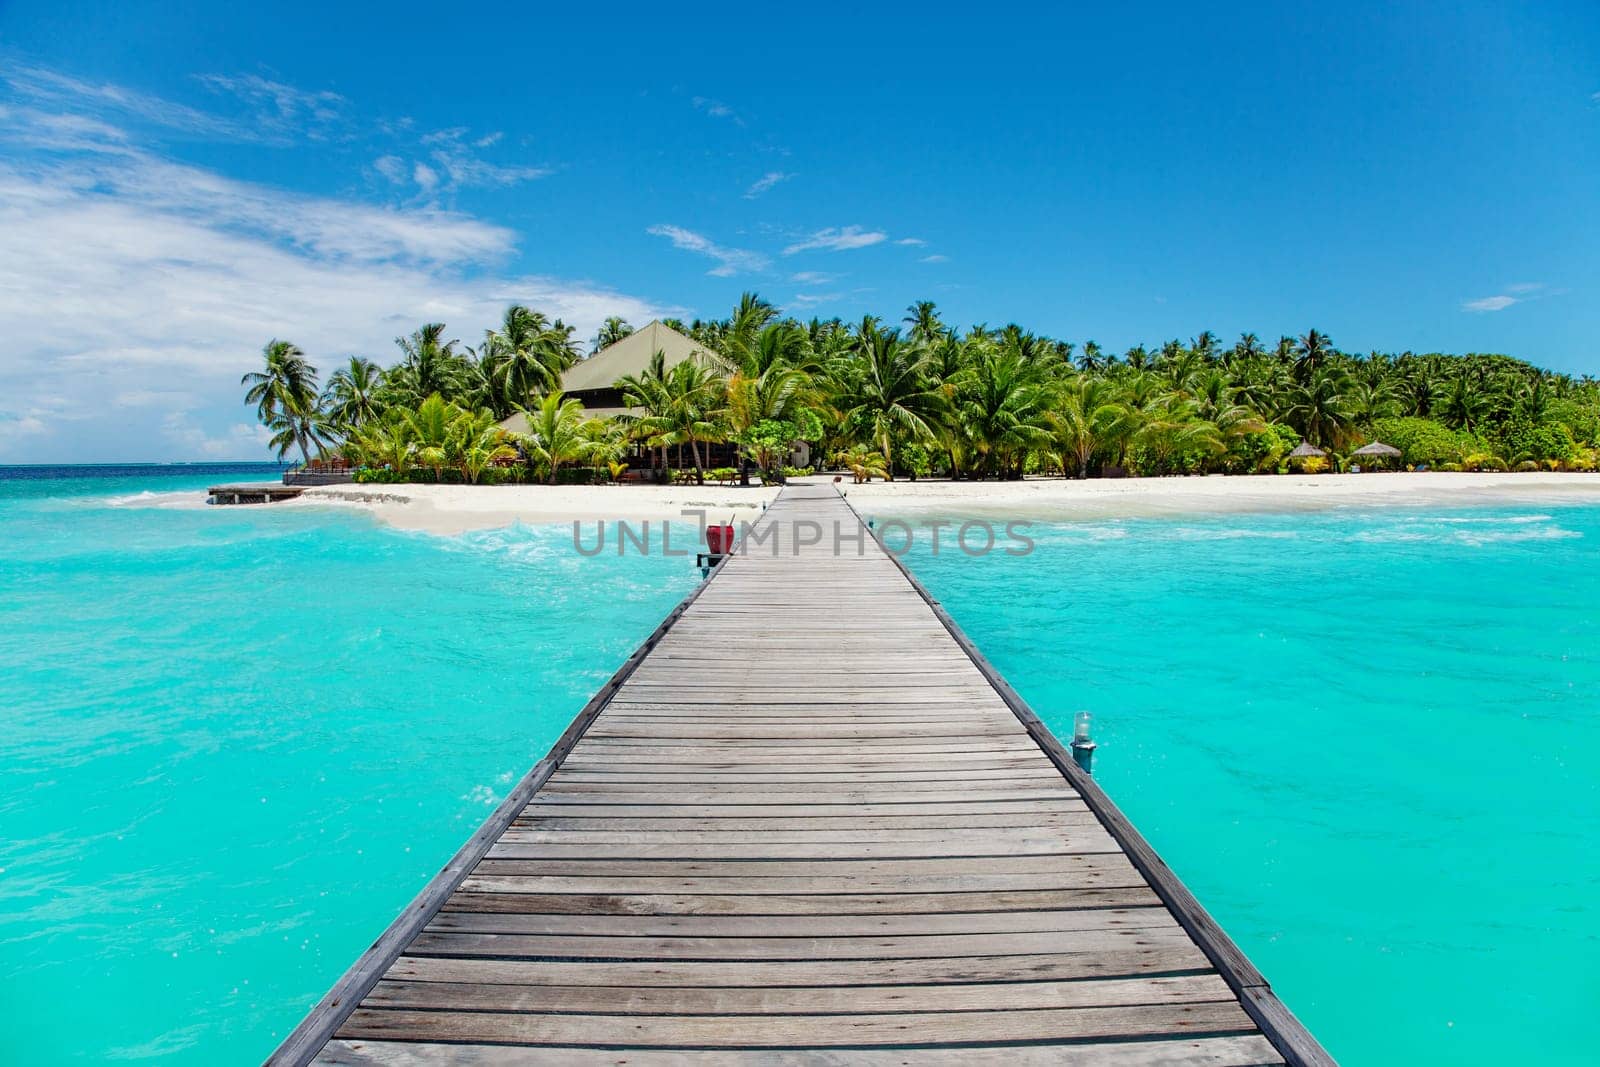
[322,356,382,431]
[481,305,575,413]
[401,394,463,481]
[393,323,464,402]
[519,392,596,484]
[242,339,318,426]
[953,342,1048,478]
[833,329,943,478]
[1288,366,1353,447]
[347,414,413,474]
[1046,376,1135,478]
[903,301,946,346]
[264,390,334,466]
[617,349,676,476]
[1294,329,1335,378]
[452,409,516,485]
[592,316,634,353]
[638,360,725,484]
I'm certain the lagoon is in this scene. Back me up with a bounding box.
[904,504,1600,1065]
[2,467,1595,1063]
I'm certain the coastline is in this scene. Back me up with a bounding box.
[292,471,1600,534]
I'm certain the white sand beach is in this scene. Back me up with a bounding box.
[296,472,1600,534]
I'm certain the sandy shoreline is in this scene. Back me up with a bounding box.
[288,472,1600,534]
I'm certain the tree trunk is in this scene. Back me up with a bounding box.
[690,439,705,485]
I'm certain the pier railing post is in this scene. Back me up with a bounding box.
[1070,711,1096,774]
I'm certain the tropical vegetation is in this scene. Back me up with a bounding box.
[243,297,1600,483]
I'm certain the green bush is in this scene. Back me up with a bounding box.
[354,467,407,484]
[781,465,815,478]
[1548,398,1600,447]
[552,466,603,485]
[1502,412,1576,463]
[1370,417,1473,465]
[1435,462,1464,472]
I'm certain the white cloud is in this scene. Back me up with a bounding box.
[782,225,888,255]
[2,63,249,139]
[744,171,790,199]
[413,161,439,191]
[162,413,273,459]
[895,237,926,246]
[373,154,407,183]
[791,271,840,285]
[692,96,739,123]
[1462,283,1547,313]
[0,104,132,152]
[194,72,345,139]
[919,254,950,264]
[0,134,668,461]
[789,292,842,309]
[414,127,551,190]
[646,224,769,277]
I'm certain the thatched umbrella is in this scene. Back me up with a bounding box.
[1285,440,1327,473]
[1350,439,1402,471]
[1351,441,1401,459]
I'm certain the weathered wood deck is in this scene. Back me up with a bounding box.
[274,484,1331,1065]
[209,483,306,505]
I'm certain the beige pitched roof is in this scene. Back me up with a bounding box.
[497,405,636,435]
[559,320,715,393]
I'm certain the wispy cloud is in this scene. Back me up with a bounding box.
[3,63,251,140]
[1461,282,1556,313]
[782,225,888,255]
[919,254,949,264]
[692,96,742,125]
[744,171,790,199]
[194,72,345,140]
[792,271,840,285]
[370,128,549,196]
[895,237,926,246]
[789,292,843,309]
[413,127,551,191]
[0,86,666,460]
[647,224,769,276]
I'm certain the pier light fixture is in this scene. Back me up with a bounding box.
[1070,712,1096,774]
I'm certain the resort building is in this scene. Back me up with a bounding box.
[498,320,741,474]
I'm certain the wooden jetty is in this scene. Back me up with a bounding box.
[209,483,305,505]
[275,484,1331,1065]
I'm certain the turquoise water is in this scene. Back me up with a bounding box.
[6,470,1596,1064]
[0,467,695,1063]
[903,504,1600,1065]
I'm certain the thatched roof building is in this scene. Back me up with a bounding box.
[497,321,715,434]
[1287,441,1326,458]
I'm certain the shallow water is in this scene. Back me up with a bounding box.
[5,470,1596,1063]
[0,466,696,1062]
[901,504,1600,1066]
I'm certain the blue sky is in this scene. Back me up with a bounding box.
[1,0,1596,461]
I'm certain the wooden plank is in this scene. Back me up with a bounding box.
[422,906,1176,938]
[319,1036,1286,1066]
[280,484,1323,1066]
[335,1001,1259,1046]
[486,837,1120,859]
[441,888,1164,916]
[364,972,1231,1014]
[386,948,1213,987]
